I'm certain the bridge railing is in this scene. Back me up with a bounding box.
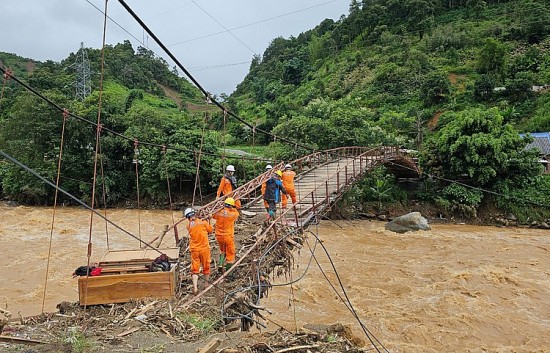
[169,146,404,232]
[182,146,403,306]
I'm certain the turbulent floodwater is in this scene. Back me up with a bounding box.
[1,204,549,352]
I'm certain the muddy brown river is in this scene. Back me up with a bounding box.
[1,204,549,352]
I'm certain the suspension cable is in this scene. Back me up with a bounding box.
[41,108,69,313]
[134,139,142,244]
[116,0,316,153]
[84,0,109,309]
[0,66,274,163]
[0,150,164,254]
[162,145,179,245]
[192,128,205,208]
[98,126,111,250]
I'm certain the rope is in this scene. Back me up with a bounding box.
[192,128,205,207]
[84,0,109,310]
[0,66,273,163]
[0,150,164,254]
[162,145,178,245]
[98,127,111,250]
[116,0,317,153]
[41,108,69,313]
[222,109,227,170]
[134,139,142,244]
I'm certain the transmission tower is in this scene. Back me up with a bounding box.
[74,42,91,101]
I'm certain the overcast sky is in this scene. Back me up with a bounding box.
[1,0,350,95]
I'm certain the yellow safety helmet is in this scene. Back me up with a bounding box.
[224,197,236,207]
[275,170,283,177]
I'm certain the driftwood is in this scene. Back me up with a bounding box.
[197,337,221,353]
[0,335,46,345]
[275,345,319,353]
[116,327,140,337]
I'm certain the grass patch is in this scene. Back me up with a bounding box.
[177,313,219,333]
[64,327,94,353]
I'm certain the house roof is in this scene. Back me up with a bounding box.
[520,132,550,156]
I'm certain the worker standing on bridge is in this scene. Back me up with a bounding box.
[184,207,213,295]
[263,170,288,220]
[281,164,297,210]
[216,165,241,208]
[212,197,239,273]
[262,164,273,213]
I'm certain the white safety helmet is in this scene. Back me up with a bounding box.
[265,164,273,170]
[226,165,235,172]
[184,207,196,218]
[284,164,292,170]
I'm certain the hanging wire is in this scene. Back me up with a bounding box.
[222,108,228,170]
[41,108,69,313]
[0,66,274,164]
[192,128,205,207]
[84,0,109,310]
[134,138,142,244]
[97,124,111,250]
[162,145,179,245]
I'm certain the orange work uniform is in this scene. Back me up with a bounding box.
[186,218,213,275]
[281,170,297,208]
[262,181,269,210]
[212,207,239,263]
[216,175,241,208]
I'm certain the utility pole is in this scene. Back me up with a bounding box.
[74,42,91,101]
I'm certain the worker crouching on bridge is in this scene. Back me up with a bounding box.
[184,207,213,295]
[212,197,239,273]
[281,164,297,210]
[216,165,241,208]
[263,170,288,220]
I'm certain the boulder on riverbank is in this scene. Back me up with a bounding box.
[385,212,430,233]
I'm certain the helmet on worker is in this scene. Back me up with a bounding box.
[284,164,292,170]
[184,207,196,219]
[226,165,235,172]
[275,170,283,177]
[265,164,273,170]
[224,197,236,207]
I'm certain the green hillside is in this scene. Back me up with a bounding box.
[229,0,549,147]
[227,0,550,221]
[0,42,225,205]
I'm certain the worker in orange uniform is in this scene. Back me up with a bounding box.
[216,165,241,208]
[261,164,273,213]
[281,164,297,210]
[184,207,213,295]
[212,197,240,273]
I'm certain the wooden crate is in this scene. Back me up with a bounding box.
[78,248,179,306]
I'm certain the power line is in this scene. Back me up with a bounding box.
[83,0,147,48]
[0,66,272,163]
[189,61,251,72]
[190,0,257,55]
[168,0,348,47]
[116,0,317,153]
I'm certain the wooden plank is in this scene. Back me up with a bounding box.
[0,335,46,345]
[78,268,176,306]
[197,338,221,353]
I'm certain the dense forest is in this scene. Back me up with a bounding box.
[1,0,549,222]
